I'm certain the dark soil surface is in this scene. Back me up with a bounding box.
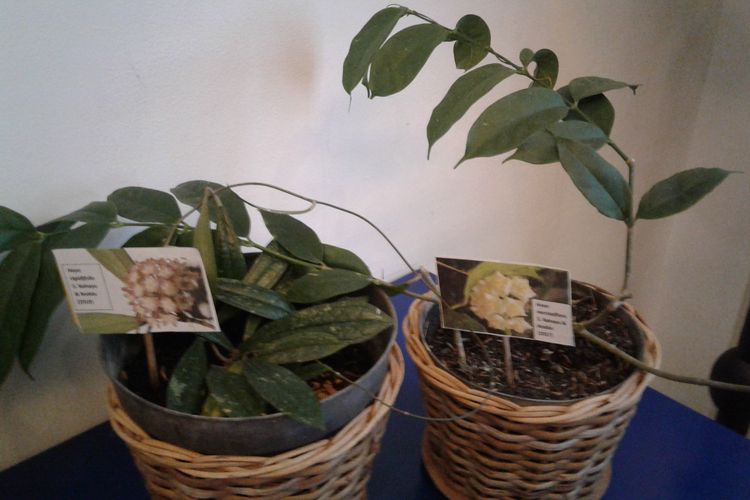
[424,288,641,401]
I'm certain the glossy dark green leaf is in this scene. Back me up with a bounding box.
[636,168,733,220]
[557,139,631,220]
[206,366,264,417]
[458,87,568,166]
[19,224,109,373]
[54,201,117,224]
[558,85,615,137]
[322,244,370,275]
[193,194,217,289]
[427,64,514,156]
[248,301,392,363]
[36,219,75,234]
[0,206,38,252]
[288,362,331,381]
[260,211,323,264]
[530,49,559,89]
[242,241,289,288]
[107,187,181,224]
[507,120,608,165]
[123,226,171,247]
[284,269,372,304]
[342,6,408,95]
[0,241,42,386]
[76,313,139,333]
[88,248,134,281]
[215,277,293,320]
[568,76,638,102]
[369,23,449,97]
[166,338,208,414]
[213,200,246,280]
[453,14,490,70]
[171,181,250,236]
[244,358,323,428]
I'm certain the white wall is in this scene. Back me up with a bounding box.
[2,0,747,469]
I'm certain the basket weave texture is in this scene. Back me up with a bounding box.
[107,345,404,500]
[404,284,661,500]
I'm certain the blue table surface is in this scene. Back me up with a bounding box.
[3,279,750,499]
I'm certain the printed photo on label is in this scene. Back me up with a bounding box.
[435,257,574,347]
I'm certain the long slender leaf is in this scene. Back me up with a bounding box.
[636,168,733,220]
[20,223,109,373]
[243,358,323,429]
[342,6,408,95]
[107,187,181,224]
[427,64,514,156]
[215,278,293,320]
[193,192,217,289]
[88,248,134,281]
[0,241,42,385]
[213,199,246,280]
[369,24,449,97]
[557,139,631,221]
[568,76,638,102]
[206,366,264,417]
[0,206,38,252]
[284,268,372,304]
[322,244,371,275]
[458,87,568,165]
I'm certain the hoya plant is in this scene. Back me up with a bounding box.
[0,181,402,426]
[343,6,749,392]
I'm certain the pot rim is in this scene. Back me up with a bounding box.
[414,279,660,406]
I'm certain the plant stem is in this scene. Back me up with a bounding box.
[575,326,750,393]
[143,332,159,391]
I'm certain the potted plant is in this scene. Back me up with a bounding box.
[343,6,744,499]
[0,180,406,497]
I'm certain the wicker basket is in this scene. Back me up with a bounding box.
[107,345,404,499]
[404,284,661,500]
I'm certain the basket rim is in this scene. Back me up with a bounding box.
[403,280,662,423]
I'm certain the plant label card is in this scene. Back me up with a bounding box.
[53,247,221,334]
[435,257,574,347]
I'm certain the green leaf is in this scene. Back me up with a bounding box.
[463,262,541,298]
[427,64,514,156]
[0,241,42,386]
[557,139,631,220]
[507,120,608,165]
[201,394,224,417]
[87,248,135,281]
[212,199,246,280]
[107,187,181,224]
[0,206,38,252]
[247,301,392,363]
[36,219,75,234]
[193,193,217,289]
[243,358,323,429]
[530,49,559,89]
[54,201,117,225]
[196,331,234,352]
[442,308,487,332]
[215,277,293,320]
[342,6,408,95]
[19,223,109,373]
[453,14,490,70]
[558,85,615,136]
[284,269,372,304]
[519,48,534,67]
[260,211,323,263]
[166,338,208,414]
[636,168,733,220]
[76,313,139,333]
[242,241,289,288]
[369,23,449,97]
[377,282,409,296]
[171,181,250,236]
[458,87,568,165]
[206,366,264,417]
[123,226,171,247]
[322,244,371,275]
[568,76,638,102]
[287,362,331,381]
